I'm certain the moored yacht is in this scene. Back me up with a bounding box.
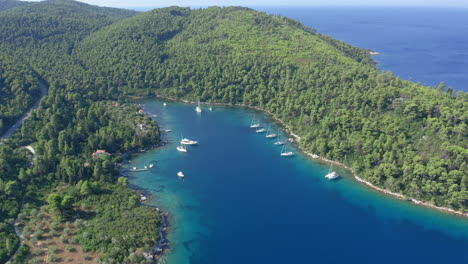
[195,99,202,113]
[265,125,276,138]
[180,138,198,145]
[177,171,185,177]
[274,135,285,145]
[280,145,294,156]
[325,164,340,180]
[250,117,261,128]
[256,128,266,133]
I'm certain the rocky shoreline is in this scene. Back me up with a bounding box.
[117,141,171,263]
[154,94,468,219]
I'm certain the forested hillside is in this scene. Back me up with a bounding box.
[0,1,161,263]
[0,1,466,263]
[0,53,40,135]
[75,7,467,208]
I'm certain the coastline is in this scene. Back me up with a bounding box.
[153,94,468,219]
[118,142,171,262]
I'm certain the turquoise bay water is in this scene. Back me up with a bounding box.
[130,100,468,264]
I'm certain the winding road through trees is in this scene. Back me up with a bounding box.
[2,80,46,263]
[0,80,47,142]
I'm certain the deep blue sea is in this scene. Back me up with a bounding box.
[126,7,468,264]
[256,7,468,92]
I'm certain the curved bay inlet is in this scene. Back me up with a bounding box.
[129,99,468,264]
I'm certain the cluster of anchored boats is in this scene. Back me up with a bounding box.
[250,118,340,180]
[250,118,294,156]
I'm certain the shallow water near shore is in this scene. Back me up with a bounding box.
[128,99,468,264]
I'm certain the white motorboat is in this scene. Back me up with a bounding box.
[163,103,167,106]
[180,138,198,145]
[149,164,155,168]
[256,128,266,133]
[177,145,187,152]
[266,133,277,138]
[177,171,185,177]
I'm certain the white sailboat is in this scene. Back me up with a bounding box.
[256,128,266,133]
[280,145,294,156]
[274,134,285,145]
[195,99,202,113]
[265,127,277,138]
[177,171,185,178]
[325,164,340,180]
[250,117,261,128]
[274,140,285,145]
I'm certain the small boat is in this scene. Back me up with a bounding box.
[177,145,187,152]
[264,125,274,138]
[177,171,185,178]
[280,145,294,157]
[180,138,198,145]
[163,103,167,106]
[149,164,154,168]
[256,128,266,133]
[209,107,213,111]
[195,99,202,113]
[274,134,284,145]
[161,129,172,133]
[144,166,148,169]
[250,117,261,128]
[325,164,340,180]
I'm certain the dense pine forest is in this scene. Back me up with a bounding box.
[0,0,466,263]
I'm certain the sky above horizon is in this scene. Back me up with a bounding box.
[25,0,468,8]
